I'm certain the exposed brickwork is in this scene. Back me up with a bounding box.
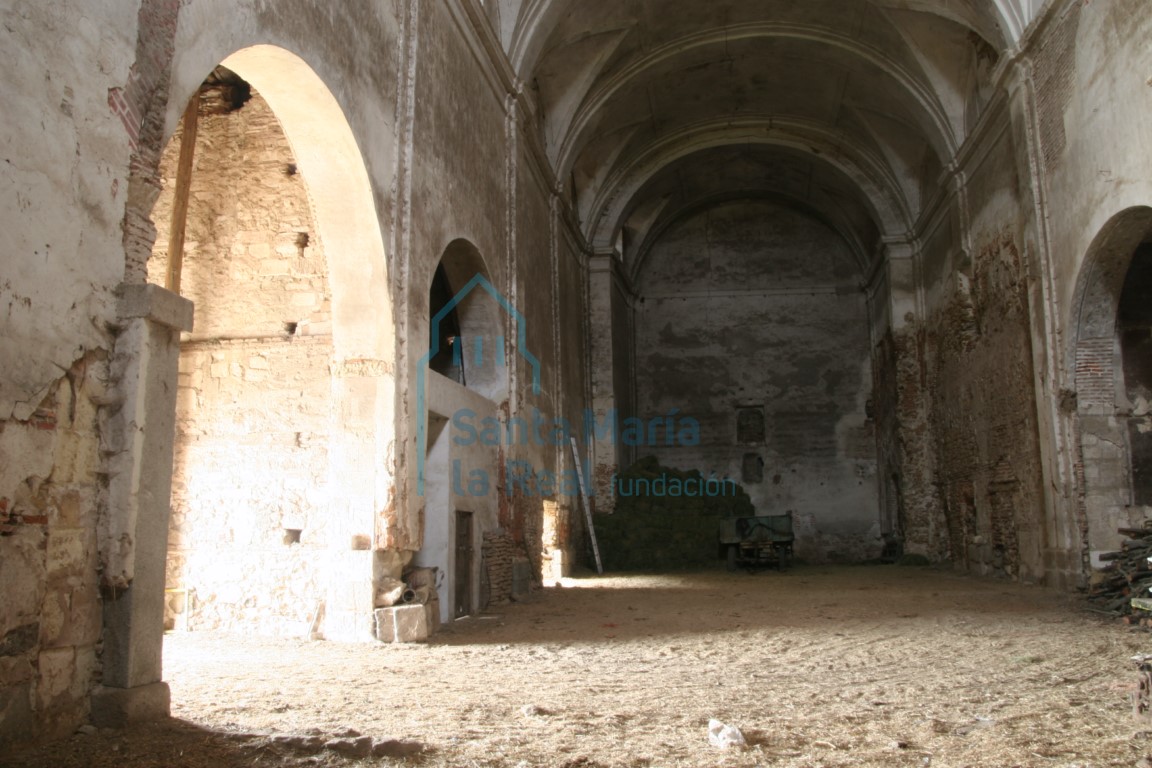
[1075,337,1114,409]
[929,231,1045,579]
[1030,2,1080,169]
[117,0,182,284]
[108,0,179,153]
[481,530,515,604]
[882,327,947,560]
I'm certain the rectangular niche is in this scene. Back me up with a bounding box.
[736,406,765,445]
[742,452,764,484]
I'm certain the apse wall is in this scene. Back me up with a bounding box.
[633,199,880,563]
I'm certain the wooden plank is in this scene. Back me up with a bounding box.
[1132,597,1152,612]
[165,95,200,294]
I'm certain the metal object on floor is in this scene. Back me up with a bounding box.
[719,512,795,571]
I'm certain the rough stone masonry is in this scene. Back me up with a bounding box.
[4,0,1152,748]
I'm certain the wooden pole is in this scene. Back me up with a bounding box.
[570,437,603,574]
[165,94,199,294]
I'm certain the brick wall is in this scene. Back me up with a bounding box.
[116,0,182,284]
[1030,2,1080,170]
[927,230,1045,580]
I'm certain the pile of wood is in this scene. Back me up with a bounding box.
[1088,523,1152,625]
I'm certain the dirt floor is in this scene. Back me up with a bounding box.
[7,564,1152,768]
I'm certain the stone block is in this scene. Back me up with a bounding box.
[374,605,428,643]
[116,283,194,332]
[46,529,85,577]
[36,647,75,708]
[0,657,33,687]
[373,609,394,642]
[0,684,35,747]
[374,578,405,608]
[89,682,171,728]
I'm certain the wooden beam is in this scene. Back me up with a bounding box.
[165,95,199,294]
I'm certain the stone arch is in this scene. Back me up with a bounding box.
[416,239,510,624]
[426,239,509,403]
[99,39,398,723]
[212,46,394,361]
[1070,206,1152,562]
[152,46,396,636]
[586,120,910,255]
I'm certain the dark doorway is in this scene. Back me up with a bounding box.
[455,511,474,619]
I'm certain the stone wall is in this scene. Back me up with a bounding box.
[148,85,335,634]
[0,358,108,744]
[0,0,141,747]
[634,200,881,563]
[7,0,1152,749]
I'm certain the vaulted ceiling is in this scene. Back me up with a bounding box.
[483,0,1037,278]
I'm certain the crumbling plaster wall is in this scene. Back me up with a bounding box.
[401,0,588,603]
[634,200,880,563]
[3,0,591,744]
[1037,0,1152,563]
[881,76,1056,581]
[880,0,1152,585]
[0,1,140,747]
[163,0,588,618]
[922,127,1046,582]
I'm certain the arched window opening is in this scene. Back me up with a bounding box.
[1118,243,1152,504]
[428,262,465,385]
[426,240,507,402]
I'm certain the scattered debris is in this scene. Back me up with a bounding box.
[707,718,746,749]
[1134,655,1152,722]
[270,734,324,753]
[324,736,374,758]
[372,739,426,758]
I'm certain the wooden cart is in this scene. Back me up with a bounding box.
[718,512,794,571]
